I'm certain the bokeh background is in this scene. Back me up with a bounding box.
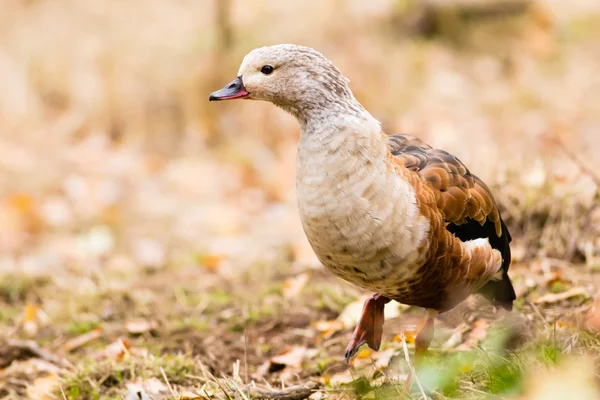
[1,0,599,399]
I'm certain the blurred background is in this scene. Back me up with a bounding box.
[1,0,600,399]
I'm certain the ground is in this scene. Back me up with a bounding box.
[1,0,600,399]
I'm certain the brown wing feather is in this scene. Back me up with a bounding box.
[387,134,503,237]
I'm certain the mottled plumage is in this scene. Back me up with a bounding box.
[209,44,515,359]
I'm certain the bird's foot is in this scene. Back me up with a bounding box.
[344,294,391,362]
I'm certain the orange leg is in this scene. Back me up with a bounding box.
[415,309,438,357]
[344,294,391,362]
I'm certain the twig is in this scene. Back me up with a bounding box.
[244,330,249,384]
[528,300,549,326]
[550,136,600,187]
[549,136,600,260]
[200,362,233,400]
[224,373,251,400]
[246,382,319,400]
[5,339,70,368]
[400,333,428,400]
[160,366,177,398]
[59,384,67,400]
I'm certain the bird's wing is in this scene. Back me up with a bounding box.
[387,134,515,308]
[387,134,502,236]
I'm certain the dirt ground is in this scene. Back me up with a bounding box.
[1,0,600,399]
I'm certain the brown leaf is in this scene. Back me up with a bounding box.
[180,392,208,400]
[26,373,59,400]
[282,272,310,298]
[196,253,224,272]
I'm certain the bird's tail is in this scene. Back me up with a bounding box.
[478,272,516,311]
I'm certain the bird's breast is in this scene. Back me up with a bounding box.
[296,143,431,296]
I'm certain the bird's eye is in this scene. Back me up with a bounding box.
[261,65,274,75]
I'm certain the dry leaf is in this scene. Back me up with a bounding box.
[313,319,345,343]
[534,287,589,305]
[270,346,307,369]
[356,348,372,359]
[126,319,157,335]
[93,338,131,361]
[27,373,60,400]
[456,320,489,350]
[126,378,169,398]
[372,348,395,369]
[197,253,223,272]
[282,272,310,298]
[64,326,103,352]
[394,330,417,344]
[20,304,49,337]
[329,370,355,386]
[180,391,208,400]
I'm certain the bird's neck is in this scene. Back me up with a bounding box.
[296,111,390,201]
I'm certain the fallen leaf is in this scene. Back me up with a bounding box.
[372,348,395,369]
[20,304,49,337]
[534,287,589,305]
[394,330,417,344]
[93,338,131,361]
[460,364,473,373]
[26,373,59,400]
[270,346,307,369]
[282,272,310,298]
[313,319,346,343]
[356,348,372,359]
[126,319,157,335]
[180,391,208,400]
[456,320,489,350]
[312,320,345,332]
[195,253,224,272]
[126,387,153,400]
[64,327,103,352]
[329,370,355,386]
[126,378,169,399]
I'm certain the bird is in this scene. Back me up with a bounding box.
[209,44,515,361]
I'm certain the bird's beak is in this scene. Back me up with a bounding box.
[209,76,249,101]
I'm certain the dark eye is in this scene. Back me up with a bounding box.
[261,65,274,75]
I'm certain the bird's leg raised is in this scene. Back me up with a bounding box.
[415,309,438,357]
[344,294,391,362]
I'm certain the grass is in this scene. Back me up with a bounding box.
[0,0,599,399]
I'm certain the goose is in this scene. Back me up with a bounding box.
[209,44,515,361]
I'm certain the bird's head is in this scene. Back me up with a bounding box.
[209,44,363,123]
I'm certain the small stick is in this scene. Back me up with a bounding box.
[160,366,177,398]
[244,330,249,384]
[400,332,428,400]
[6,339,70,368]
[59,384,67,400]
[246,382,319,400]
[550,136,600,187]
